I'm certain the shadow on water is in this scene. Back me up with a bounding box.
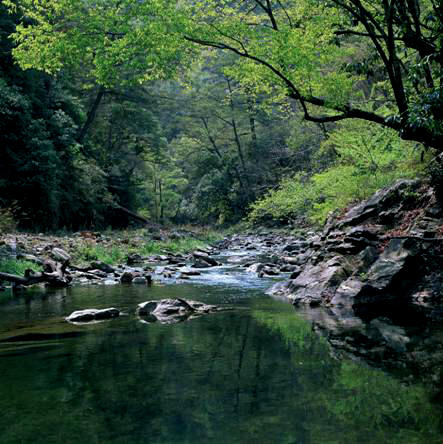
[0,272,442,442]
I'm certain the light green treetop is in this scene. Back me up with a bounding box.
[5,0,192,86]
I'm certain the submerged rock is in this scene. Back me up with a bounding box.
[66,308,120,323]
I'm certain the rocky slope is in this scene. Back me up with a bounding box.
[266,179,443,312]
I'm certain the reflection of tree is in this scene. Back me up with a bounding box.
[253,300,442,444]
[0,304,441,444]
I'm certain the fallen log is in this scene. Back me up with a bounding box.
[115,205,160,228]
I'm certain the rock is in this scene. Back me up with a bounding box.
[330,278,364,307]
[282,241,309,253]
[227,256,250,264]
[262,267,279,276]
[281,256,301,265]
[356,246,379,270]
[289,267,302,279]
[51,247,71,262]
[363,238,421,292]
[247,263,265,274]
[282,256,350,306]
[133,276,147,285]
[336,179,421,229]
[177,273,191,280]
[192,251,219,266]
[191,260,211,268]
[279,264,299,273]
[89,269,108,278]
[90,260,115,273]
[368,317,410,352]
[180,268,201,276]
[66,308,120,323]
[127,253,143,265]
[137,298,221,324]
[120,271,134,283]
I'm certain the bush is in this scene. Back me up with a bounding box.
[247,121,426,226]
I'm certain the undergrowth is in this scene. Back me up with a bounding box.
[0,259,42,275]
[71,229,223,265]
[247,120,429,227]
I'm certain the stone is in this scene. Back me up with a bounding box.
[337,179,421,229]
[127,253,143,265]
[192,251,219,266]
[191,260,211,268]
[133,276,147,285]
[89,269,107,278]
[247,263,266,274]
[364,238,420,292]
[51,247,71,262]
[282,241,309,253]
[90,260,115,273]
[120,271,134,283]
[368,317,410,352]
[289,267,302,279]
[330,278,364,307]
[137,298,221,324]
[180,268,201,276]
[66,308,120,323]
[356,246,379,270]
[284,256,350,306]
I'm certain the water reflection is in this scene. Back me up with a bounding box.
[0,286,442,443]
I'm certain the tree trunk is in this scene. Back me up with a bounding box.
[77,85,106,145]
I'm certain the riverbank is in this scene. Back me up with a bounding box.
[0,227,223,289]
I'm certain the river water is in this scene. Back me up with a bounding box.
[0,253,442,443]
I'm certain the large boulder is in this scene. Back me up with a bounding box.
[66,308,120,323]
[268,256,350,306]
[330,238,421,307]
[192,251,219,266]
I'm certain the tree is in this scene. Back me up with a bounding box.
[7,0,443,149]
[5,0,192,143]
[184,0,443,149]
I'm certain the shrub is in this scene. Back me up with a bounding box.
[247,121,426,226]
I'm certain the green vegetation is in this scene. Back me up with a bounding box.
[248,121,427,226]
[1,1,442,229]
[70,229,222,265]
[252,301,441,443]
[0,259,42,275]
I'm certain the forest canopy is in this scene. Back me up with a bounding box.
[1,0,441,230]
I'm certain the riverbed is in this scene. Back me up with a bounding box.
[0,250,442,443]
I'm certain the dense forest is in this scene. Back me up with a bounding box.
[1,0,442,231]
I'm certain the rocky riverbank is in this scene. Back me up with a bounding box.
[0,228,222,289]
[222,179,443,387]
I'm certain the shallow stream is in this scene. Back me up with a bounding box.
[0,250,442,443]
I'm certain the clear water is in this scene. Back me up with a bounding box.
[0,263,442,444]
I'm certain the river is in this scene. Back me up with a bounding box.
[0,248,442,443]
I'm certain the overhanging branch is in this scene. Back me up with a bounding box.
[184,34,401,131]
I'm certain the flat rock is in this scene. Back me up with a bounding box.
[66,308,120,323]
